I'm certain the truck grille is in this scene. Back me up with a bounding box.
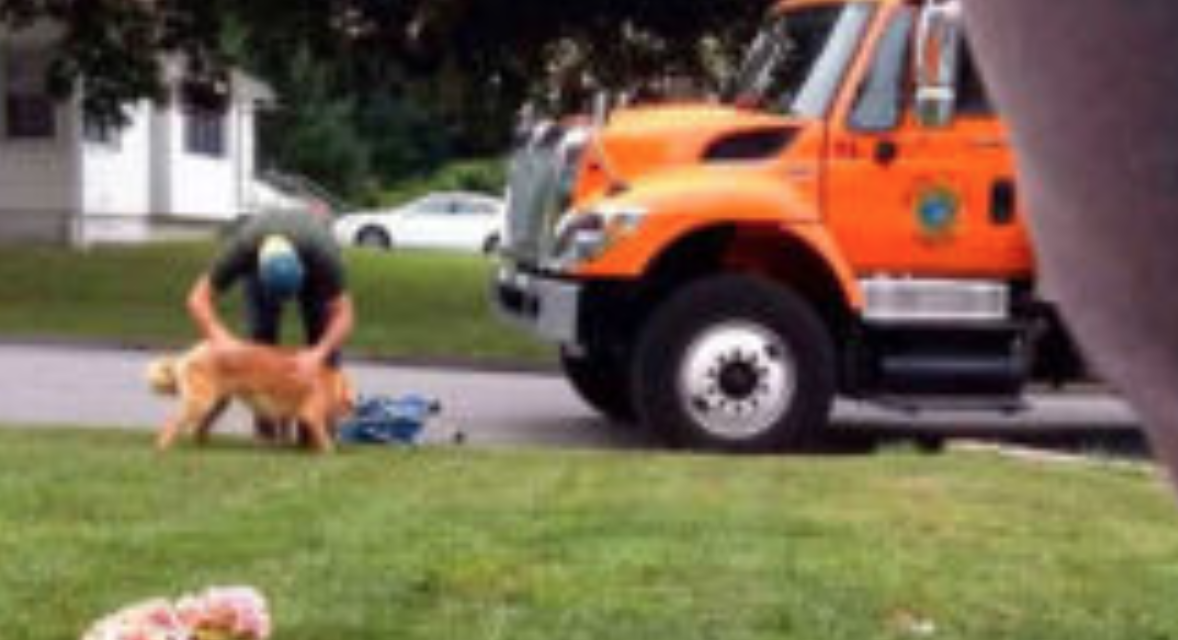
[503,124,584,268]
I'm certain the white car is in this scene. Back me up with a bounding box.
[334,192,505,254]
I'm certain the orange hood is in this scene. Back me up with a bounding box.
[589,103,802,187]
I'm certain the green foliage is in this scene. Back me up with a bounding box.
[253,50,458,202]
[376,158,508,206]
[356,93,451,185]
[0,0,771,147]
[264,98,372,200]
[1,429,1177,640]
[1,0,770,202]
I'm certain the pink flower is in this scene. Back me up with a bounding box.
[81,599,189,640]
[82,587,271,640]
[176,587,272,640]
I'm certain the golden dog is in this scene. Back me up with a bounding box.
[148,342,354,453]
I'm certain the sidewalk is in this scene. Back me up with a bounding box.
[0,342,1142,451]
[0,342,634,449]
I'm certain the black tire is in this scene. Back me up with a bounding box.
[633,274,836,453]
[561,348,636,422]
[482,234,501,255]
[357,227,392,250]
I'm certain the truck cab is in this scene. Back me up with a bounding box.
[495,0,1083,452]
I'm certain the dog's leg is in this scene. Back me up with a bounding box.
[299,409,335,454]
[156,414,188,452]
[157,393,222,452]
[296,393,336,454]
[193,398,230,445]
[158,405,208,452]
[308,420,335,454]
[295,420,312,449]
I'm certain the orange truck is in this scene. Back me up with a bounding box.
[494,0,1084,452]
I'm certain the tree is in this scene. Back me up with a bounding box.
[1,0,770,124]
[259,84,371,200]
[1,0,772,197]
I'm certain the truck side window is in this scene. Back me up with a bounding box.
[849,8,915,132]
[956,39,994,116]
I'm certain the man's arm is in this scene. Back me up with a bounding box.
[187,276,236,344]
[309,293,355,363]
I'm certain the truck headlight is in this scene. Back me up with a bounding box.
[552,204,647,268]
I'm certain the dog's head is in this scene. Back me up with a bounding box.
[146,357,181,395]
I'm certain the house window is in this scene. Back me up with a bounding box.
[83,111,122,148]
[182,82,228,157]
[4,50,56,140]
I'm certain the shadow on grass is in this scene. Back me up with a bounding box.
[567,414,1151,462]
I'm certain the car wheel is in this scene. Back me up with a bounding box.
[561,348,636,422]
[633,274,835,453]
[357,227,392,250]
[482,234,501,255]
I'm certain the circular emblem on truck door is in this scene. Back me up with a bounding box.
[915,185,961,239]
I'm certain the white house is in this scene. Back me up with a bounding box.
[0,24,288,245]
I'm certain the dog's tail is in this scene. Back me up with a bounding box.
[330,371,357,424]
[146,357,180,396]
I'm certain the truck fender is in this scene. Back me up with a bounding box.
[578,172,865,310]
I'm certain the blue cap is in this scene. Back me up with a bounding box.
[257,235,305,300]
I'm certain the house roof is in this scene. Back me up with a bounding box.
[231,70,277,108]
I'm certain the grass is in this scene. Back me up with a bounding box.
[2,427,1178,639]
[0,242,552,365]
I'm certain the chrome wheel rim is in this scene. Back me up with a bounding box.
[677,321,796,440]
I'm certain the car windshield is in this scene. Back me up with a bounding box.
[409,196,451,215]
[730,3,874,118]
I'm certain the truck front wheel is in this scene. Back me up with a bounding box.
[561,348,635,422]
[633,275,836,453]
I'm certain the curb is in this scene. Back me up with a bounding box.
[949,440,1156,472]
[0,336,559,376]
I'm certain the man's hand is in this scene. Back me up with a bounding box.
[313,294,354,363]
[209,332,246,355]
[188,276,236,345]
[291,349,328,388]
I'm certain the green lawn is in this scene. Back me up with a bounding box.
[2,428,1177,639]
[0,242,551,365]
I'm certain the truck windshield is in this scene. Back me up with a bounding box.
[731,4,874,118]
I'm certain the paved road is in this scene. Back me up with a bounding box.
[0,343,1143,451]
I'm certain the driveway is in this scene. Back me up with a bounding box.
[0,343,1143,451]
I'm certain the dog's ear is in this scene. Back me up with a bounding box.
[146,358,179,395]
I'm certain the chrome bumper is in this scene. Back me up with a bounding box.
[493,267,582,345]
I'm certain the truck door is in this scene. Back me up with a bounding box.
[822,5,1033,279]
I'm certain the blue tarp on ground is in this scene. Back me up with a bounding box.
[338,395,441,445]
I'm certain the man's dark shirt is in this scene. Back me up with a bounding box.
[209,212,346,302]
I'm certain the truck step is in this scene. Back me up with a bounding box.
[876,353,1026,396]
[867,394,1030,415]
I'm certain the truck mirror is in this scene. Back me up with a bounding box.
[592,91,611,128]
[914,0,963,128]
